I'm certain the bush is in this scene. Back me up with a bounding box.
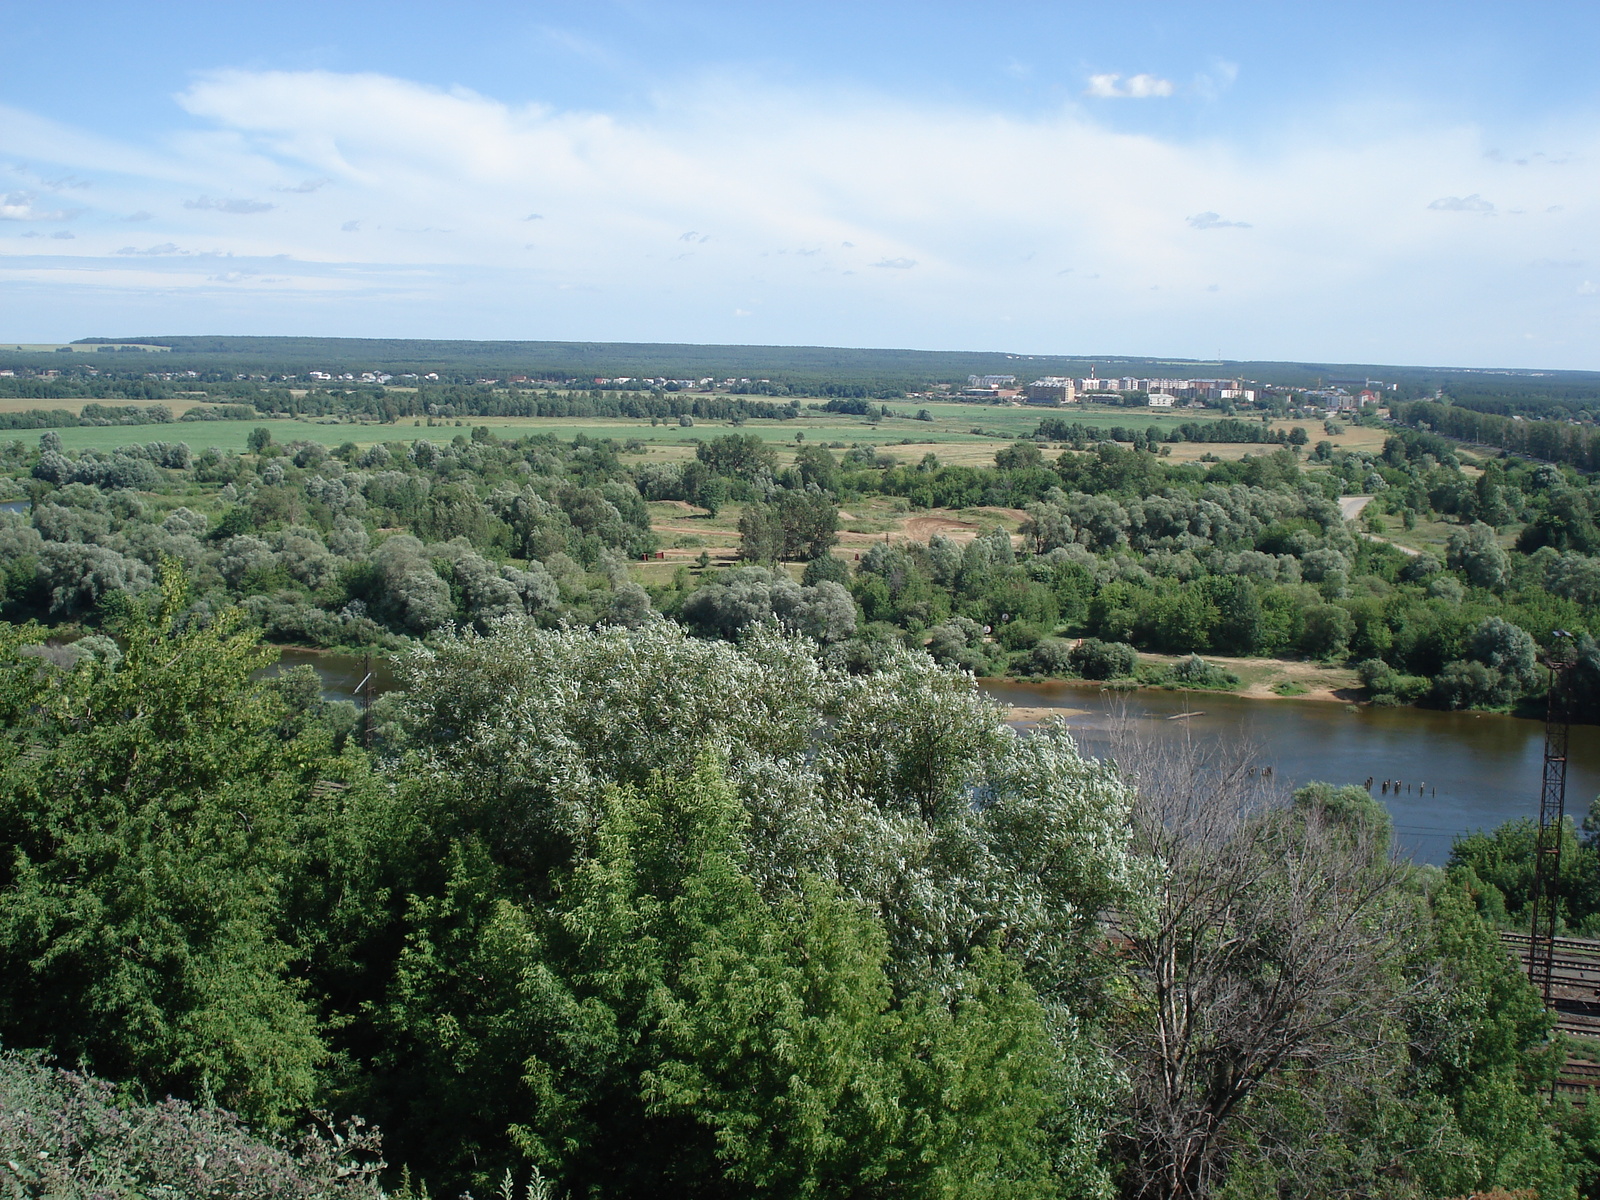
[801,553,850,586]
[1162,654,1241,690]
[1355,658,1429,706]
[0,1051,384,1200]
[1068,638,1138,680]
[997,620,1045,651]
[1028,636,1076,676]
[1431,660,1503,710]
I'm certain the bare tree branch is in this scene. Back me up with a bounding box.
[1106,724,1417,1200]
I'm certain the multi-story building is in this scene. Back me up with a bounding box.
[1025,377,1077,405]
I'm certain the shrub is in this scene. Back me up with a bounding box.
[1162,654,1241,690]
[1068,638,1138,680]
[0,1051,384,1200]
[1028,637,1076,676]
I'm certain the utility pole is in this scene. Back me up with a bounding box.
[1527,631,1576,1009]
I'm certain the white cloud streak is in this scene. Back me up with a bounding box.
[1187,211,1252,230]
[1086,73,1175,99]
[0,69,1598,364]
[1428,193,1496,213]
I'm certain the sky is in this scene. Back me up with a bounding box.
[3,0,1600,368]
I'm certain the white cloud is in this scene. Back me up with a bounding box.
[1187,211,1251,230]
[273,178,330,193]
[0,190,84,221]
[1428,194,1495,212]
[1086,73,1175,99]
[3,68,1600,364]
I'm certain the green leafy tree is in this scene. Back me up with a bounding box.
[375,757,1066,1198]
[697,433,777,481]
[737,501,784,562]
[0,570,343,1127]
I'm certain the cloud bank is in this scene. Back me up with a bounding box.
[0,69,1597,365]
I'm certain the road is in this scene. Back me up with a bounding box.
[1339,494,1423,557]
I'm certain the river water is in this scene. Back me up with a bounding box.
[275,647,1598,865]
[983,680,1600,864]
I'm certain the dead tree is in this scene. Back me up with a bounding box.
[1107,731,1413,1200]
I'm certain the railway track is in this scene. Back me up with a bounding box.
[1501,931,1600,1098]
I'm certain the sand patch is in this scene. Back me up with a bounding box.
[1006,705,1092,724]
[903,515,980,541]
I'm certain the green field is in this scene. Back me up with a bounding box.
[7,400,1261,458]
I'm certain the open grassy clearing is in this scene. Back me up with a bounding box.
[4,396,1391,469]
[0,396,214,416]
[628,495,1030,587]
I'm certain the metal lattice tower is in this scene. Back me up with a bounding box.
[1528,633,1577,1008]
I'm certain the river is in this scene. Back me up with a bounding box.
[274,648,1598,865]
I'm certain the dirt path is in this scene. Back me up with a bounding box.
[1338,495,1373,521]
[903,515,980,540]
[1361,532,1421,557]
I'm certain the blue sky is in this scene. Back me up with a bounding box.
[3,1,1599,367]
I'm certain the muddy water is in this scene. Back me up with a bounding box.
[267,645,1599,865]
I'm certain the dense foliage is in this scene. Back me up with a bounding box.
[0,593,1592,1198]
[0,412,1597,717]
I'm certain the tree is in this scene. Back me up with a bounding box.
[1446,521,1510,590]
[696,433,777,481]
[1300,603,1353,659]
[738,493,839,562]
[737,501,783,562]
[681,567,856,644]
[995,440,1044,471]
[374,757,1065,1198]
[1069,637,1138,680]
[247,426,274,454]
[801,553,849,587]
[775,488,839,560]
[793,443,839,492]
[1475,462,1516,527]
[1206,575,1263,656]
[1108,743,1413,1200]
[0,571,341,1127]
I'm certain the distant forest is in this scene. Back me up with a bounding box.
[0,335,1587,409]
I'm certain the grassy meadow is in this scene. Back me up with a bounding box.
[10,393,1388,467]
